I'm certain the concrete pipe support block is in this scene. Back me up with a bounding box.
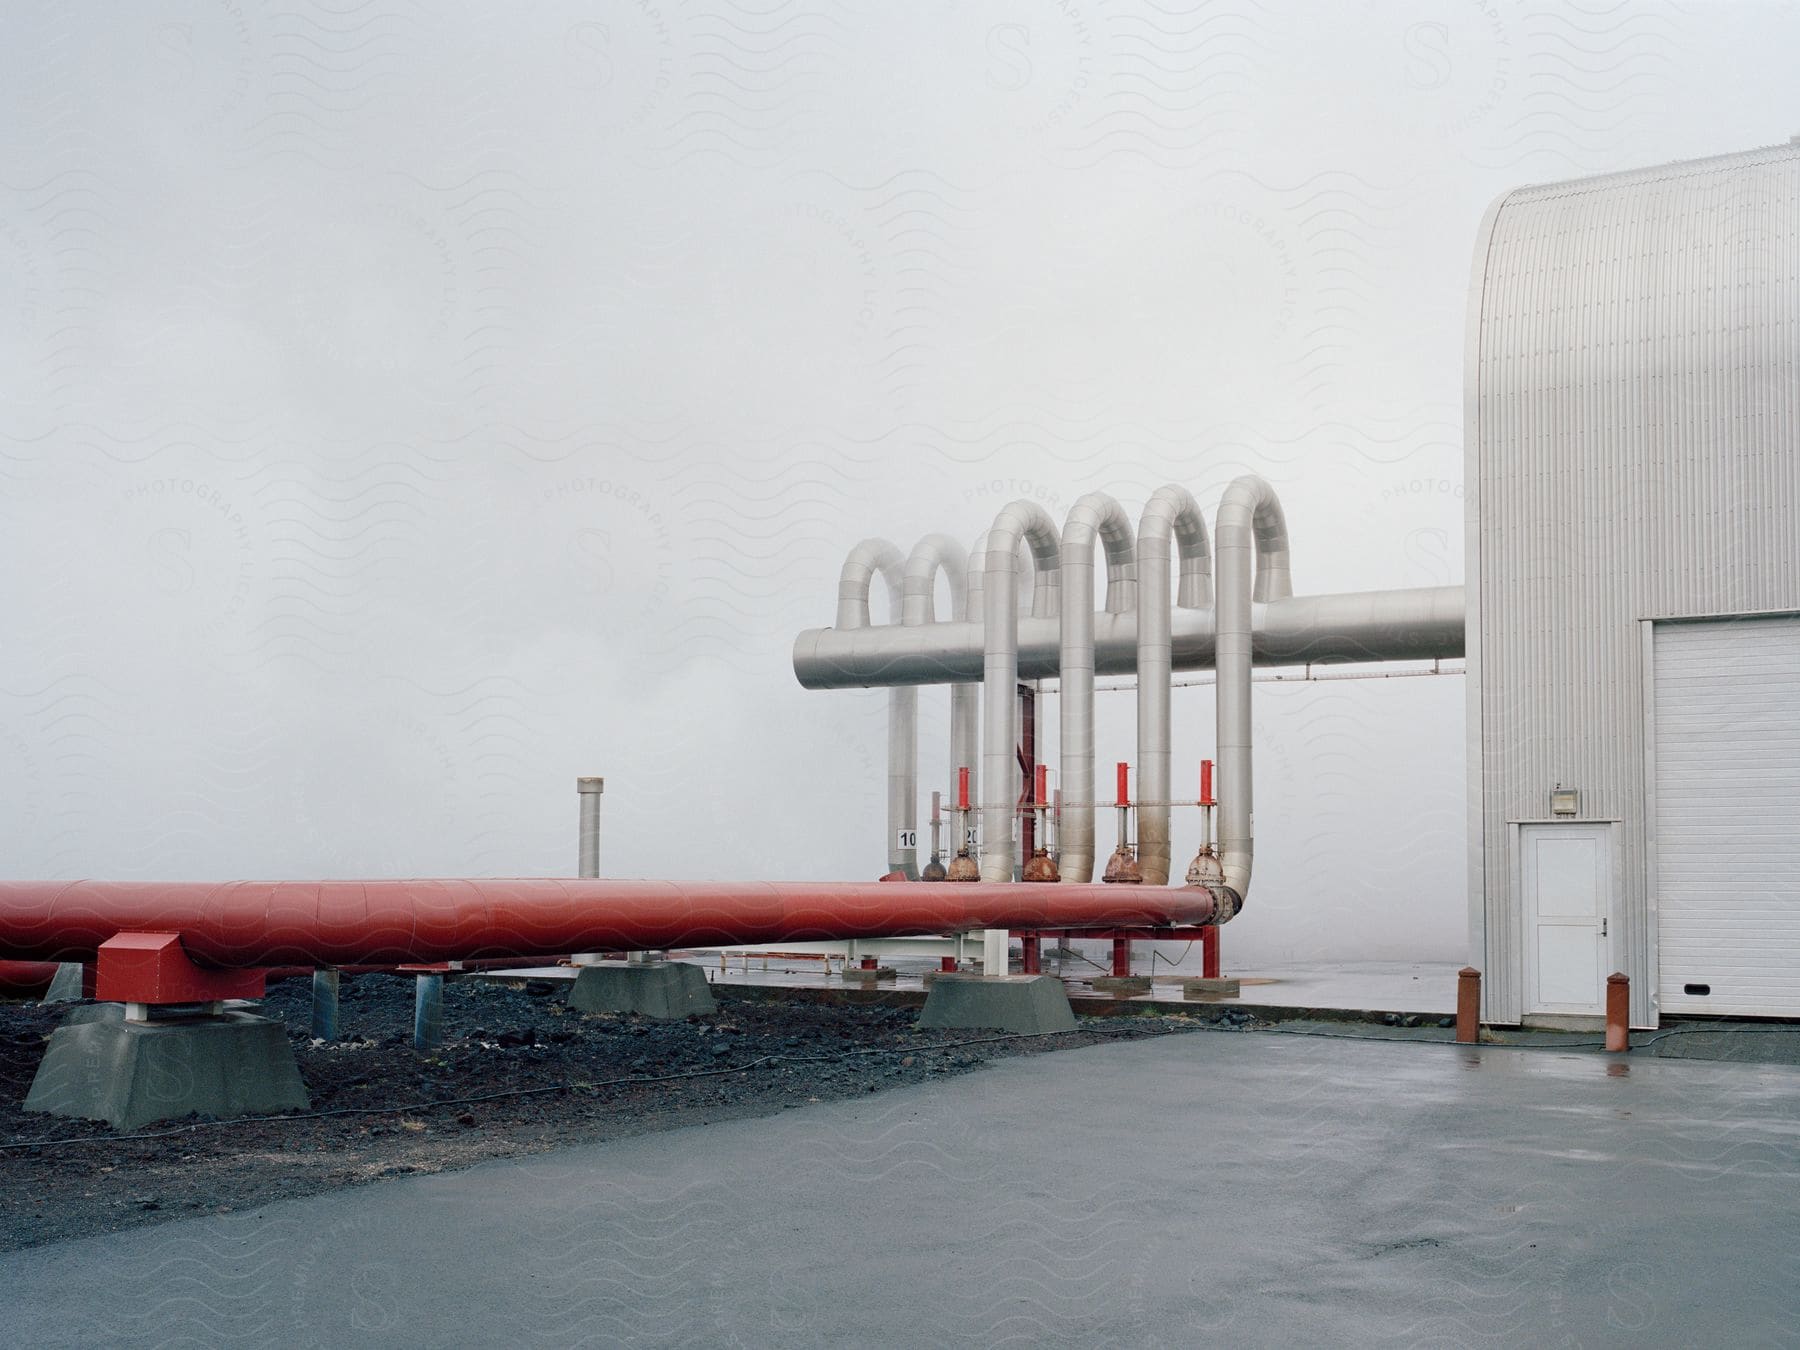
[25,1008,308,1131]
[916,974,1077,1034]
[566,961,717,1020]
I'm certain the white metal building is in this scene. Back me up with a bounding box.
[1467,142,1800,1026]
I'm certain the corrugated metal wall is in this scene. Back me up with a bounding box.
[1466,143,1800,1025]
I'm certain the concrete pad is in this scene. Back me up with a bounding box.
[916,973,1076,1034]
[1091,975,1152,996]
[841,966,896,983]
[1178,977,1242,998]
[24,1009,308,1130]
[7,1034,1800,1345]
[566,961,716,1020]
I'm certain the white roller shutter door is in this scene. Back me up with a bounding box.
[1654,615,1800,1017]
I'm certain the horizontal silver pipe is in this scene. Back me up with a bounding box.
[793,586,1464,689]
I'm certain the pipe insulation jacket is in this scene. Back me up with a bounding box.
[0,879,1239,966]
[792,586,1464,688]
[1214,475,1292,904]
[902,533,970,857]
[1135,485,1213,886]
[1057,492,1138,884]
[837,539,913,876]
[979,502,1062,884]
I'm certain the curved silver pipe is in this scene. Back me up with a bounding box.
[1058,493,1138,883]
[837,539,911,876]
[1137,486,1213,885]
[903,534,970,863]
[1215,476,1292,905]
[979,502,1061,884]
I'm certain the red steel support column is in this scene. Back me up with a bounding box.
[1021,933,1041,974]
[1202,924,1220,980]
[1112,935,1131,978]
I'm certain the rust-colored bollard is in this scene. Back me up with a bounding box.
[1456,967,1481,1044]
[1606,972,1630,1052]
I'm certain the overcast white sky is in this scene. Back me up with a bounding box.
[2,2,1795,964]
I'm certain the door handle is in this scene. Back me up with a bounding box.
[1600,918,1608,938]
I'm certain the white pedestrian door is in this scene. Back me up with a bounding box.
[1522,823,1611,1015]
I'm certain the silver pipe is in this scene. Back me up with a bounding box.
[791,585,1463,688]
[573,775,607,965]
[904,533,970,872]
[1215,475,1291,905]
[979,501,1061,885]
[576,776,604,878]
[1136,485,1212,885]
[1057,492,1138,883]
[960,530,990,829]
[837,539,909,875]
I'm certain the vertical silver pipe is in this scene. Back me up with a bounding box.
[903,534,969,880]
[1058,492,1138,883]
[979,502,1061,884]
[577,776,604,877]
[960,530,990,826]
[837,538,908,874]
[574,776,608,965]
[886,690,917,876]
[1214,475,1291,904]
[1137,486,1212,885]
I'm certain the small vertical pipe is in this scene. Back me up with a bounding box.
[1456,967,1481,1044]
[577,776,605,877]
[1116,761,1130,807]
[1200,759,1214,806]
[413,973,444,1054]
[575,776,608,966]
[1112,936,1131,978]
[311,969,340,1041]
[1606,972,1630,1052]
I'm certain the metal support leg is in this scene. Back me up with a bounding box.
[311,969,340,1041]
[1021,933,1041,975]
[1202,925,1220,980]
[413,973,443,1054]
[1112,936,1131,978]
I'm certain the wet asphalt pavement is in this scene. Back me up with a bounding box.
[6,1027,1799,1347]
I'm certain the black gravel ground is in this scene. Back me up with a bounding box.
[0,971,1213,1253]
